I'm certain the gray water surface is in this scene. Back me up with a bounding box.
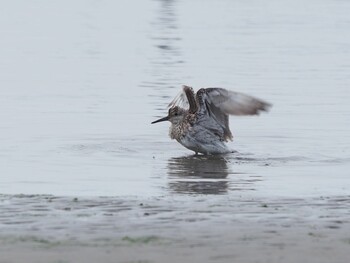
[0,0,350,198]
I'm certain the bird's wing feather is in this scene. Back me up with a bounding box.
[168,89,188,109]
[168,85,198,113]
[168,90,189,109]
[205,88,272,116]
[200,88,271,141]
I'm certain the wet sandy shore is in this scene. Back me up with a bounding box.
[1,194,350,263]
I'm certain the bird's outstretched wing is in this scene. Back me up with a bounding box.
[168,88,188,109]
[204,88,272,116]
[199,88,271,141]
[168,85,198,113]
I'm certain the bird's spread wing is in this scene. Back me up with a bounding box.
[168,87,188,109]
[204,88,271,116]
[168,85,198,113]
[200,88,272,141]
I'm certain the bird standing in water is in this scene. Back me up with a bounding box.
[152,85,271,155]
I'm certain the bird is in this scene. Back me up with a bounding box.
[151,85,271,155]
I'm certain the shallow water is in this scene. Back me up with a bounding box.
[0,0,350,199]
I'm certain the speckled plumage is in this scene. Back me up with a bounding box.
[152,85,271,155]
[169,112,195,140]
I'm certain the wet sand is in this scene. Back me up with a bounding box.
[1,194,350,263]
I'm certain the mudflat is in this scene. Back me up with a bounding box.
[1,194,350,263]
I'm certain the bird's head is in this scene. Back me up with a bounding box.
[151,106,185,125]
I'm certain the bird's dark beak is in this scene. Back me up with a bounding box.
[151,115,169,124]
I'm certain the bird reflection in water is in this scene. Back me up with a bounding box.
[167,155,230,195]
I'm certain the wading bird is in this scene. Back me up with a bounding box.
[152,85,271,155]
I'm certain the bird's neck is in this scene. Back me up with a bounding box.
[169,120,187,140]
[169,113,195,140]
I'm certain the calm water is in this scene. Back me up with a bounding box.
[0,0,349,198]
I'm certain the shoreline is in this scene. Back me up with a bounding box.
[1,194,349,263]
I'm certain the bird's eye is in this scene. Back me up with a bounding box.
[174,112,178,116]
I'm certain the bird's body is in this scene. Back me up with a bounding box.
[152,86,271,155]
